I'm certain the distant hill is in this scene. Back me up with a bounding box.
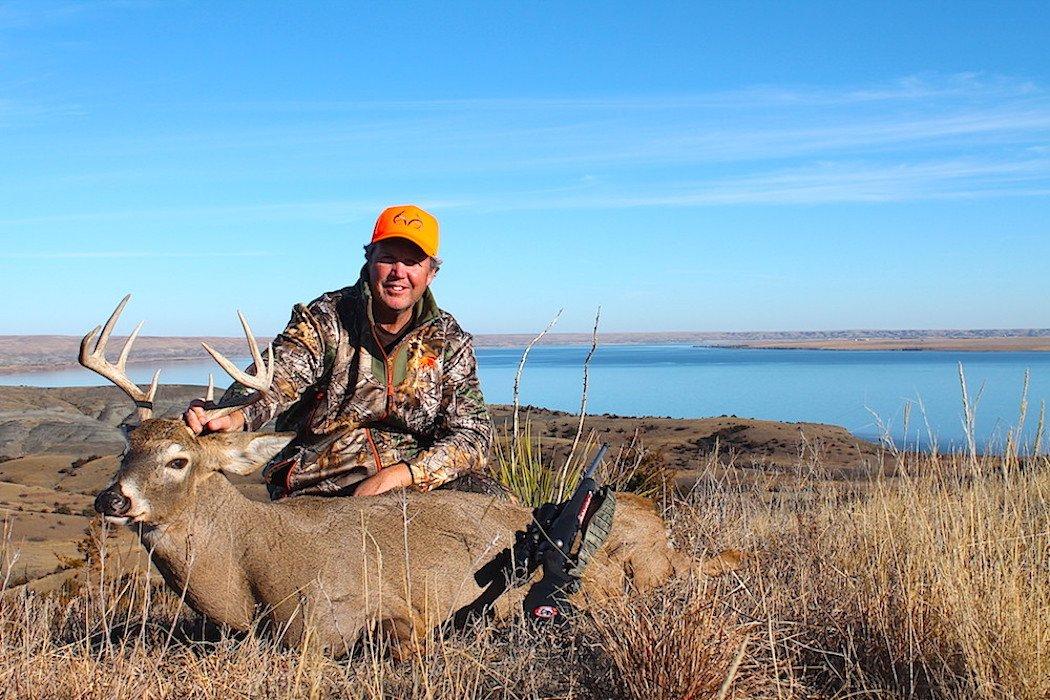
[0,335,267,374]
[472,328,1050,348]
[2,327,1049,373]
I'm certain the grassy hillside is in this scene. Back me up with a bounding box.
[1,445,1045,699]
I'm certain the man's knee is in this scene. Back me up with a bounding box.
[435,471,509,497]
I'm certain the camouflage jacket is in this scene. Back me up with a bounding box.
[221,270,492,496]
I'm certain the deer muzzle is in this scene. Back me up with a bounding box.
[94,485,131,518]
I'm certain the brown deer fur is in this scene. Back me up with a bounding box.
[100,418,727,657]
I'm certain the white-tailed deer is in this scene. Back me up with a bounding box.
[83,296,736,657]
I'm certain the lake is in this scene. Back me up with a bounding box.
[3,345,1048,451]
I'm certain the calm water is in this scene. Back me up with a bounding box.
[4,345,1048,450]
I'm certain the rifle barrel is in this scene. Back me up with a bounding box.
[581,443,609,481]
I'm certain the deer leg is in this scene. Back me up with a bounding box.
[377,608,426,663]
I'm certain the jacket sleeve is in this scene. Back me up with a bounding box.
[219,299,335,432]
[407,333,493,492]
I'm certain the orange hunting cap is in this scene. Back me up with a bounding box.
[371,205,440,257]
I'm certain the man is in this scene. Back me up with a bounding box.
[184,205,493,498]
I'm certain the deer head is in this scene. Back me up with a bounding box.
[82,295,292,525]
[93,423,292,525]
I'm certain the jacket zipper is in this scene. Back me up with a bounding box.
[366,315,441,475]
[369,315,440,419]
[369,324,395,420]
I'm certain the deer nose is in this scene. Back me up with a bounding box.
[94,486,130,516]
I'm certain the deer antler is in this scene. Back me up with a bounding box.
[199,311,274,422]
[79,294,160,422]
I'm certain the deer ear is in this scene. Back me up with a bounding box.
[204,432,295,476]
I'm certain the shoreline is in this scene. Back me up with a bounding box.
[0,356,223,375]
[3,335,1050,375]
[0,385,886,471]
[0,384,1011,458]
[712,337,1050,352]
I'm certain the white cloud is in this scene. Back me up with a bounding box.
[198,73,1042,113]
[482,157,1050,208]
[4,74,1049,216]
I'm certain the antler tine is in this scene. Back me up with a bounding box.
[79,325,101,363]
[78,295,160,421]
[198,309,274,423]
[200,342,272,392]
[94,293,131,356]
[145,368,160,404]
[116,320,145,371]
[237,311,266,374]
[205,374,215,403]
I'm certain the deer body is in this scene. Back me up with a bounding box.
[121,425,687,655]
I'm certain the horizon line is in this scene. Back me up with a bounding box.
[2,327,1049,339]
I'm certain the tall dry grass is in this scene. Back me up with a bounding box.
[3,445,1043,698]
[0,545,618,699]
[670,446,1049,699]
[587,576,757,700]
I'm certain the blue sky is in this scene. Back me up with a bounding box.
[1,1,1048,336]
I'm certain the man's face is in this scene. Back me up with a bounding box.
[368,238,437,315]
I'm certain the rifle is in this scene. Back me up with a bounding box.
[521,442,610,620]
[452,443,615,627]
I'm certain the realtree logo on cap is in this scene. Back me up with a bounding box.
[392,210,423,229]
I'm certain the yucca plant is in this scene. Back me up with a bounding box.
[490,417,598,507]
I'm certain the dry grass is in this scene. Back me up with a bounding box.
[671,448,1049,699]
[492,421,673,507]
[2,440,1046,698]
[0,562,617,699]
[587,576,756,700]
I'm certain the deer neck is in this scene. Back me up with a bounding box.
[135,473,270,629]
[137,473,266,584]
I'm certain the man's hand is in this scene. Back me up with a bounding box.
[183,401,246,435]
[354,462,413,497]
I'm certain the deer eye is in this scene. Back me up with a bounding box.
[166,457,189,470]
